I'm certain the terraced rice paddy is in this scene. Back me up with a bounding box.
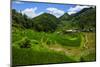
[12,29,96,66]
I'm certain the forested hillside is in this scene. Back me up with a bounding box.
[71,7,96,31]
[57,7,96,32]
[12,6,96,32]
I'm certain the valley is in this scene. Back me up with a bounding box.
[12,5,96,66]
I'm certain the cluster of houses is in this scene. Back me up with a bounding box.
[57,28,95,34]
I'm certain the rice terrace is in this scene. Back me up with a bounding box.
[12,1,96,66]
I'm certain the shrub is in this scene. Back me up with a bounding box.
[20,38,31,48]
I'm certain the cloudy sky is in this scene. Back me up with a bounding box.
[12,1,93,18]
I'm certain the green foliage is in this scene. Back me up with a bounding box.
[12,46,74,66]
[59,13,72,21]
[72,7,96,31]
[46,33,81,47]
[80,52,96,62]
[12,29,82,65]
[32,13,59,32]
[12,9,34,29]
[12,29,81,47]
[19,38,31,48]
[12,7,96,32]
[58,7,96,32]
[12,9,59,32]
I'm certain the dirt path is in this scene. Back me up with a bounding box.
[47,42,82,61]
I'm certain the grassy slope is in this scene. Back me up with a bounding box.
[12,46,74,66]
[12,28,81,47]
[12,28,96,66]
[12,28,80,66]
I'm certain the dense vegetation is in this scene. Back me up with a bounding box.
[57,7,96,32]
[72,7,96,31]
[33,13,59,32]
[12,6,96,66]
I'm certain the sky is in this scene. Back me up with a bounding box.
[12,1,93,18]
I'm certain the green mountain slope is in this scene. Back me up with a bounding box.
[58,7,96,32]
[72,7,96,31]
[12,9,34,29]
[32,13,59,32]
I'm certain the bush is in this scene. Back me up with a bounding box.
[20,38,31,48]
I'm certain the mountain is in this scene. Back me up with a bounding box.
[12,6,96,33]
[58,7,96,32]
[71,7,94,17]
[57,13,75,31]
[12,9,59,32]
[59,13,72,21]
[32,13,59,32]
[72,7,96,31]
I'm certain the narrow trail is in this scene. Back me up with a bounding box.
[80,32,96,56]
[47,43,82,61]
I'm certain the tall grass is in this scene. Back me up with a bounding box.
[12,28,82,66]
[12,29,82,47]
[12,46,74,66]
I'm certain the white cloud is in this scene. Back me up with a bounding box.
[21,7,43,18]
[14,1,23,4]
[46,7,65,18]
[67,5,91,15]
[67,12,77,15]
